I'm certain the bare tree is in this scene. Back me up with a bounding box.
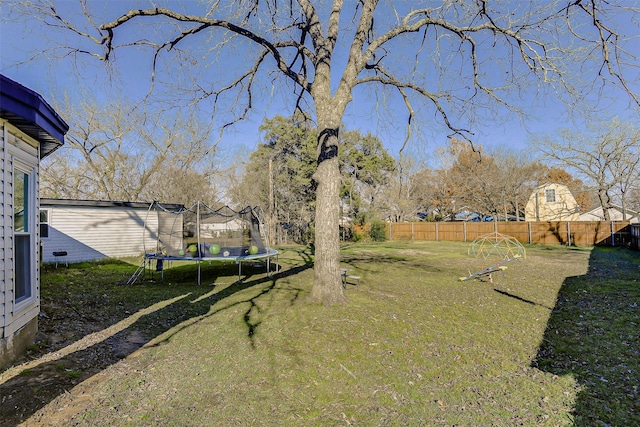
[607,129,640,219]
[11,0,639,304]
[41,95,220,206]
[492,148,544,221]
[628,186,640,214]
[534,119,640,220]
[379,155,422,222]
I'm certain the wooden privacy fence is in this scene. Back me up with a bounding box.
[386,221,634,247]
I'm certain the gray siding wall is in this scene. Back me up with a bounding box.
[41,204,159,263]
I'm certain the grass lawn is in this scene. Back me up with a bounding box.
[1,241,638,426]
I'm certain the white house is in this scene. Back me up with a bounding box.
[1,74,68,368]
[199,217,246,238]
[525,182,581,222]
[40,199,184,264]
[579,204,639,223]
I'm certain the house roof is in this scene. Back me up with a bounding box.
[579,204,639,221]
[532,182,571,191]
[0,74,69,158]
[41,198,184,211]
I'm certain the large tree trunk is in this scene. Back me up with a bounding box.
[597,187,612,221]
[309,112,348,305]
[310,152,347,305]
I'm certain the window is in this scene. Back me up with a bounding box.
[40,209,49,238]
[545,189,556,203]
[14,166,33,303]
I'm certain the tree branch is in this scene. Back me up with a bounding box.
[99,7,312,93]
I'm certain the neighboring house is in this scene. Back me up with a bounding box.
[453,210,486,222]
[579,204,639,223]
[525,183,580,222]
[40,199,183,264]
[199,217,246,238]
[1,74,68,368]
[452,209,522,222]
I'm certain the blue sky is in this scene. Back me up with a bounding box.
[1,1,639,168]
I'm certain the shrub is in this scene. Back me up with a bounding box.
[351,223,368,242]
[369,221,387,241]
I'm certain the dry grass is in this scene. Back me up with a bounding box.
[1,241,638,426]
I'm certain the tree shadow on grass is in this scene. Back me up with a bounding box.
[532,246,640,426]
[0,259,312,426]
[147,262,312,350]
[493,289,554,311]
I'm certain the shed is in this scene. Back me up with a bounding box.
[525,182,581,222]
[40,199,184,264]
[1,74,68,368]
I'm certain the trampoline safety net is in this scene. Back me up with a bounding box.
[148,202,268,258]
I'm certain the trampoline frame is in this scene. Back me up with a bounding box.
[142,247,279,285]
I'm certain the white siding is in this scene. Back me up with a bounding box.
[41,204,159,263]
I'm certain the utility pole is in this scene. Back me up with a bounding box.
[269,157,274,246]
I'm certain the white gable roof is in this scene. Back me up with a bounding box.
[579,205,639,223]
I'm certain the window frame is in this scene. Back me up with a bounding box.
[545,188,556,203]
[40,208,50,239]
[13,160,37,307]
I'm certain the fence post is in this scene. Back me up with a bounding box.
[436,222,439,241]
[528,221,532,244]
[611,221,615,247]
[463,221,467,242]
[411,222,414,240]
[567,221,571,246]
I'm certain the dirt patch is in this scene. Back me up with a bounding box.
[0,300,145,427]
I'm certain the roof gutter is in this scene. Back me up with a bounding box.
[0,74,69,159]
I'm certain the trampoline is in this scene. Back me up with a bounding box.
[128,202,278,285]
